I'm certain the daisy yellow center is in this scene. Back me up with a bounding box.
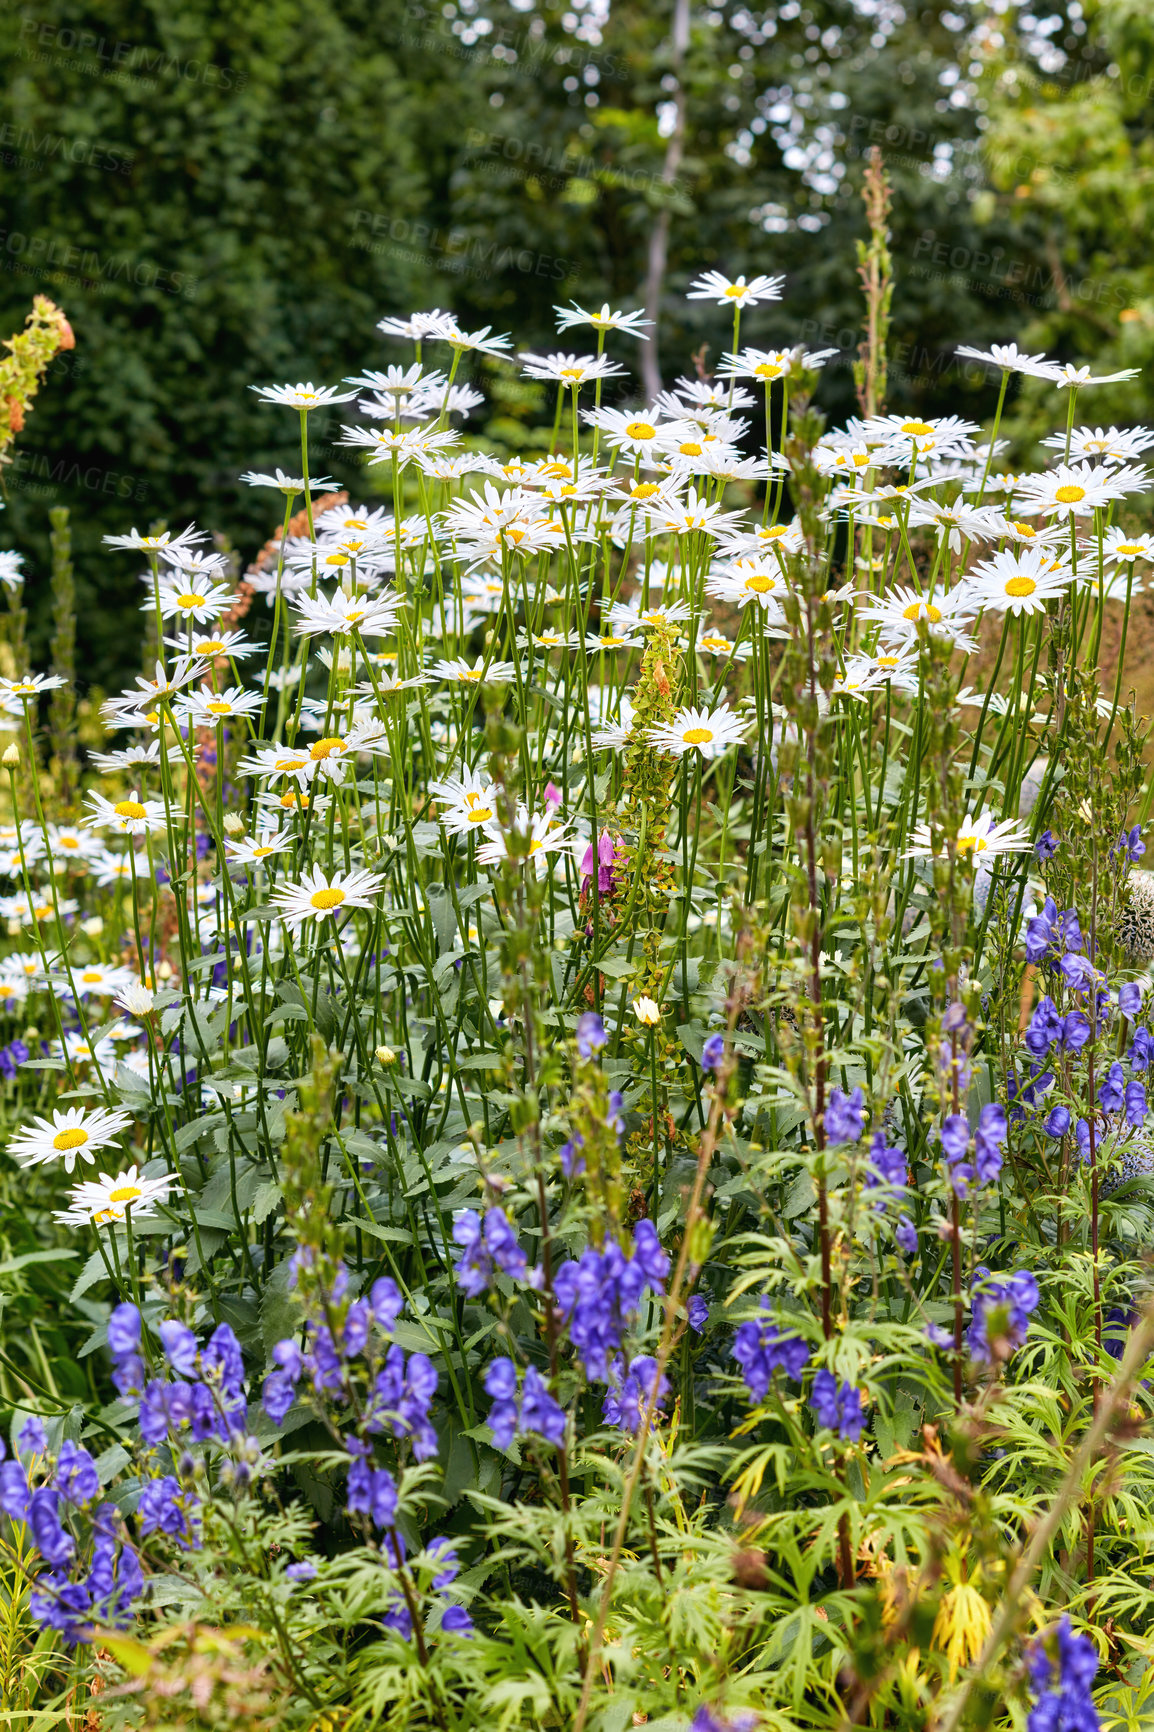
[504,527,527,544]
[744,574,774,593]
[343,608,365,623]
[12,682,37,694]
[296,393,318,403]
[762,527,787,541]
[1117,543,1145,556]
[310,887,346,911]
[60,837,80,848]
[458,669,483,681]
[81,971,104,983]
[1012,523,1036,536]
[877,656,902,669]
[543,463,572,479]
[701,637,730,651]
[274,757,306,772]
[528,839,544,853]
[196,640,226,654]
[177,592,205,608]
[625,421,656,440]
[679,442,703,456]
[1055,484,1085,504]
[755,363,783,378]
[467,806,492,824]
[852,453,870,467]
[280,792,308,809]
[93,1208,117,1225]
[900,421,934,436]
[53,1127,89,1151]
[324,553,349,567]
[902,602,942,623]
[108,1184,143,1204]
[683,726,713,744]
[310,738,345,760]
[559,367,584,380]
[955,836,988,854]
[145,710,160,725]
[206,701,232,714]
[114,800,146,819]
[723,284,745,298]
[631,482,660,498]
[0,986,14,998]
[252,845,275,857]
[1005,575,1037,597]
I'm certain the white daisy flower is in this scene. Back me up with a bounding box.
[250,380,358,410]
[716,346,796,382]
[963,547,1074,615]
[1102,528,1154,564]
[292,589,402,639]
[706,559,791,609]
[954,341,1055,377]
[67,962,135,999]
[686,270,784,307]
[518,351,626,387]
[53,1165,171,1228]
[1033,361,1141,389]
[1015,461,1148,517]
[376,308,455,342]
[9,1103,134,1173]
[176,685,264,725]
[553,301,652,339]
[225,830,294,866]
[168,629,259,661]
[83,788,168,837]
[1041,425,1154,464]
[432,656,517,686]
[476,806,573,873]
[905,809,1033,860]
[429,774,501,836]
[103,524,204,556]
[433,323,514,359]
[271,865,385,931]
[240,467,332,495]
[648,703,747,759]
[857,585,974,645]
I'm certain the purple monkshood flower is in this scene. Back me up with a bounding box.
[731,1302,810,1402]
[974,1102,1007,1185]
[865,1130,906,1207]
[452,1207,540,1297]
[137,1475,199,1546]
[18,1417,48,1457]
[1118,982,1143,1021]
[553,1221,669,1381]
[895,1216,919,1255]
[688,1295,709,1333]
[1130,1027,1153,1072]
[1044,1105,1071,1139]
[809,1369,866,1442]
[28,1488,75,1567]
[286,1560,317,1582]
[483,1359,567,1451]
[941,1114,974,1196]
[1111,825,1145,865]
[346,1458,398,1530]
[825,1085,865,1145]
[1034,829,1057,863]
[54,1442,100,1508]
[1125,1081,1147,1128]
[602,1355,670,1433]
[576,1012,607,1059]
[107,1303,141,1358]
[1025,899,1083,969]
[701,1033,725,1073]
[1027,1615,1100,1732]
[560,1131,586,1178]
[690,1709,758,1732]
[368,1346,438,1461]
[1098,1062,1125,1116]
[968,1267,1040,1364]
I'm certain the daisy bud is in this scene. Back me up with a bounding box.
[633,996,661,1027]
[223,813,245,836]
[375,1045,397,1066]
[2,743,19,766]
[81,917,104,939]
